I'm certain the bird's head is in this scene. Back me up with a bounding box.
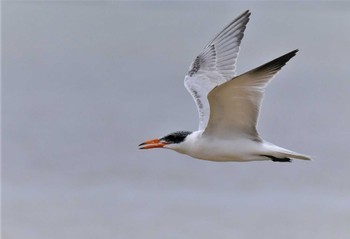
[139,131,192,151]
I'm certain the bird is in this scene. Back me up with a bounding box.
[139,10,311,162]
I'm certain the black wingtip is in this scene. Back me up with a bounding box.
[281,49,299,59]
[250,49,300,76]
[288,49,299,57]
[241,10,251,19]
[277,49,299,64]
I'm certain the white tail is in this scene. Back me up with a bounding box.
[263,142,311,161]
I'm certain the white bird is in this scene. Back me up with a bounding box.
[139,10,311,162]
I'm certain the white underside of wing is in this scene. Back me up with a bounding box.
[184,73,223,130]
[184,11,251,130]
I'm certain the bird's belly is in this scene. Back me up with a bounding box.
[188,150,251,162]
[184,138,265,162]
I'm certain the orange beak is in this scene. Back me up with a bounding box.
[138,138,167,149]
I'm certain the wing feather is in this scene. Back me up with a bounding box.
[185,10,251,130]
[204,50,299,139]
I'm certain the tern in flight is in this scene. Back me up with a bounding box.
[139,10,310,162]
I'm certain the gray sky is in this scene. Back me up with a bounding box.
[3,2,350,239]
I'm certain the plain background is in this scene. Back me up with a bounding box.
[3,2,350,239]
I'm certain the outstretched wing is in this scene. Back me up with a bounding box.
[204,50,299,140]
[184,10,250,130]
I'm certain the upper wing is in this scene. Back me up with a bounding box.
[184,10,250,130]
[204,50,299,140]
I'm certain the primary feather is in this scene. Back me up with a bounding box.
[185,10,251,130]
